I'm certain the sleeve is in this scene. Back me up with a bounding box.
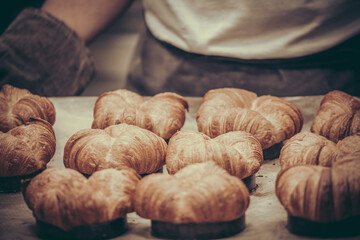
[0,8,95,96]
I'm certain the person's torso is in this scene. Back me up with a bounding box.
[143,0,360,59]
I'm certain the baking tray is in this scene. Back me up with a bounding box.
[0,95,358,240]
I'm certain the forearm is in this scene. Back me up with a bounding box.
[41,0,134,42]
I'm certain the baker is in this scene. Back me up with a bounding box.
[1,0,359,96]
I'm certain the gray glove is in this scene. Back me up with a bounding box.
[0,8,95,96]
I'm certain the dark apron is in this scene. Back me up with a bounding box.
[127,27,360,97]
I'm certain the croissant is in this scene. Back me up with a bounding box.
[276,154,360,223]
[166,130,263,179]
[280,132,360,169]
[0,84,55,132]
[311,90,360,142]
[63,123,167,175]
[134,161,249,239]
[0,118,56,177]
[196,88,303,149]
[276,132,360,236]
[24,168,140,232]
[91,89,188,140]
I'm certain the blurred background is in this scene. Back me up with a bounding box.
[81,0,143,96]
[2,1,359,97]
[0,0,143,96]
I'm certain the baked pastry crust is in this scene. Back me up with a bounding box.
[134,161,250,223]
[276,154,360,222]
[276,133,360,222]
[166,130,263,179]
[63,123,167,175]
[196,88,303,149]
[24,168,140,231]
[92,89,188,140]
[0,84,55,132]
[0,118,56,177]
[311,90,360,142]
[280,132,360,169]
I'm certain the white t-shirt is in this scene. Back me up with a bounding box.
[143,0,360,59]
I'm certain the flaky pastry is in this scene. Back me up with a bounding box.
[0,84,55,132]
[166,130,263,179]
[280,132,360,169]
[92,89,188,140]
[0,118,56,177]
[196,88,303,149]
[134,161,250,223]
[24,168,140,231]
[276,154,360,223]
[276,132,360,222]
[311,90,360,142]
[63,123,167,175]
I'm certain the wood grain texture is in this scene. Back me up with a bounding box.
[134,162,250,223]
[196,88,303,149]
[92,89,188,140]
[166,130,263,179]
[311,90,360,142]
[24,168,140,231]
[0,118,55,177]
[0,84,55,132]
[63,123,167,175]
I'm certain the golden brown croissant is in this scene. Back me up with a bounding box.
[311,90,360,142]
[280,132,360,169]
[134,161,250,223]
[0,84,55,132]
[166,130,263,179]
[24,168,140,231]
[196,88,303,149]
[63,123,167,175]
[276,154,360,223]
[91,89,188,140]
[0,118,56,177]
